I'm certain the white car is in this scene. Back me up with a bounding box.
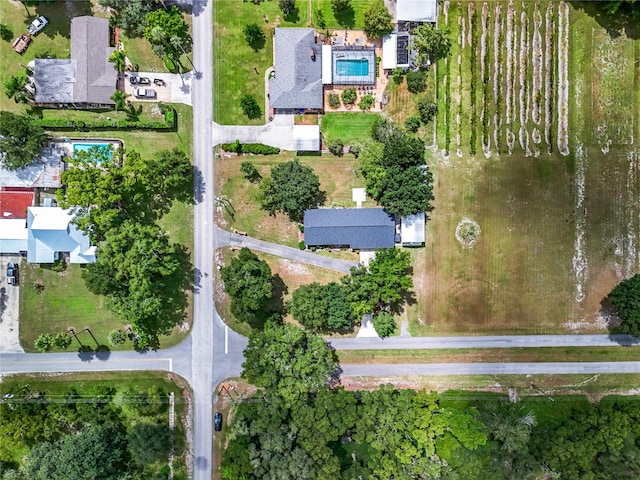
[134,88,156,98]
[27,16,48,36]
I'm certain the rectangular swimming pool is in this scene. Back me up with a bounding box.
[73,142,113,159]
[336,58,369,77]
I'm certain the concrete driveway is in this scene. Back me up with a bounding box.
[124,72,193,106]
[213,114,296,150]
[0,256,23,353]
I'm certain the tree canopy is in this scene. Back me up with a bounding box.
[0,112,45,171]
[144,5,192,56]
[259,159,326,222]
[608,273,640,336]
[220,247,274,324]
[242,322,339,404]
[363,0,393,38]
[412,24,452,65]
[98,0,155,38]
[288,282,353,332]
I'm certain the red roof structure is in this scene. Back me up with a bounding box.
[0,190,35,219]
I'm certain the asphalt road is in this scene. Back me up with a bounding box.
[330,334,640,350]
[341,362,640,376]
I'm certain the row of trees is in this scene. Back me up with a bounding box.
[58,146,193,349]
[0,112,46,171]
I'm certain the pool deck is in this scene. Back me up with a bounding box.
[50,138,124,159]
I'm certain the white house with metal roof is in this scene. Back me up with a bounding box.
[26,207,96,264]
[396,0,438,23]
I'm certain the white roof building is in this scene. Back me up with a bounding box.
[27,207,96,264]
[396,0,438,23]
[401,212,426,246]
[0,219,28,254]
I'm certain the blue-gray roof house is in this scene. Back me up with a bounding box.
[270,28,323,111]
[304,208,396,250]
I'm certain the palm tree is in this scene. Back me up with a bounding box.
[4,74,31,104]
[110,90,129,111]
[109,49,126,74]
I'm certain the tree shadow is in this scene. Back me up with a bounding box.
[599,296,639,345]
[0,287,7,321]
[249,36,266,52]
[334,6,356,29]
[193,166,206,205]
[95,344,111,361]
[568,1,640,40]
[77,345,94,362]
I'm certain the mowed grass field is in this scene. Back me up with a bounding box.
[321,112,380,145]
[216,152,365,246]
[407,2,640,335]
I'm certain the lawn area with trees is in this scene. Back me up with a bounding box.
[0,372,189,480]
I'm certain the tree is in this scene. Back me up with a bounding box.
[601,0,640,18]
[412,24,452,65]
[608,274,640,336]
[52,333,72,350]
[259,159,325,221]
[372,311,396,337]
[314,9,327,29]
[243,23,265,49]
[0,24,13,42]
[23,423,127,480]
[405,115,421,133]
[406,69,427,93]
[107,329,127,346]
[3,74,29,104]
[327,138,344,156]
[242,322,339,403]
[144,6,191,54]
[418,99,437,123]
[279,0,296,16]
[240,161,262,183]
[34,334,54,352]
[98,0,155,38]
[110,90,128,111]
[220,247,273,323]
[239,94,262,119]
[327,92,341,109]
[391,67,405,84]
[342,248,414,316]
[332,0,351,13]
[127,423,172,466]
[108,49,126,73]
[358,94,375,110]
[363,0,393,38]
[341,87,356,105]
[0,112,45,171]
[288,282,353,332]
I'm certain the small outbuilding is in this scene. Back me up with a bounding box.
[400,212,425,246]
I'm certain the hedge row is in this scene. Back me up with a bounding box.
[220,141,280,155]
[33,106,177,131]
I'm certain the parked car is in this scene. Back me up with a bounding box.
[6,262,18,285]
[134,88,156,98]
[11,34,31,54]
[153,78,165,86]
[27,16,48,35]
[129,76,138,85]
[214,413,223,432]
[137,77,151,85]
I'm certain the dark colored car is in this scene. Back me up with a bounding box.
[137,77,151,85]
[6,262,18,285]
[214,413,223,432]
[129,76,138,85]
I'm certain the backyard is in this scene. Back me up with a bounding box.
[407,1,640,335]
[321,112,380,145]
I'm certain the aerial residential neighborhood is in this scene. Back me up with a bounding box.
[1,0,639,479]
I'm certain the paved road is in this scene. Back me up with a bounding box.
[330,334,640,350]
[214,226,358,273]
[341,362,640,376]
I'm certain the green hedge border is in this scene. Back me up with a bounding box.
[33,106,176,131]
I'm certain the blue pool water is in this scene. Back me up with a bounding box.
[336,58,369,77]
[73,143,112,160]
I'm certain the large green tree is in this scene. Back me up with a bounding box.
[98,0,155,37]
[363,0,393,38]
[127,423,172,466]
[412,24,452,65]
[608,273,640,336]
[144,6,191,56]
[242,322,339,404]
[0,112,45,171]
[288,282,353,332]
[220,247,273,323]
[259,159,325,222]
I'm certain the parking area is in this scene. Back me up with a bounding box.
[123,72,193,105]
[0,256,24,353]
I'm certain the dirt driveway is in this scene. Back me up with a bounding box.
[0,256,23,353]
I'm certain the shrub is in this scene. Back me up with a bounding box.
[341,87,357,105]
[418,100,437,124]
[240,94,262,120]
[240,161,262,183]
[298,240,305,250]
[373,312,396,338]
[314,9,326,29]
[358,94,375,111]
[108,329,127,346]
[391,67,405,84]
[279,0,296,16]
[219,142,279,155]
[327,138,344,156]
[349,144,361,157]
[53,332,73,350]
[406,70,427,93]
[34,334,54,352]
[0,23,12,42]
[328,93,341,109]
[32,107,177,131]
[405,115,421,133]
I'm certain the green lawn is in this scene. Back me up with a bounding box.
[33,102,167,124]
[312,0,369,29]
[321,112,380,145]
[213,0,310,125]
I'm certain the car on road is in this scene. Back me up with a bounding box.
[134,88,156,98]
[6,262,18,285]
[27,16,48,35]
[214,413,223,431]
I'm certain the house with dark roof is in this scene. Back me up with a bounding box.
[34,16,117,108]
[270,28,323,112]
[304,208,396,250]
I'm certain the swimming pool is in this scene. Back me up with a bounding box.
[73,143,113,159]
[335,58,369,77]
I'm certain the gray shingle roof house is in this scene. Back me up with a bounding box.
[304,208,396,250]
[270,28,323,111]
[34,16,117,108]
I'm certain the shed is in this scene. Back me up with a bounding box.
[396,0,438,23]
[0,219,28,254]
[401,212,425,246]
